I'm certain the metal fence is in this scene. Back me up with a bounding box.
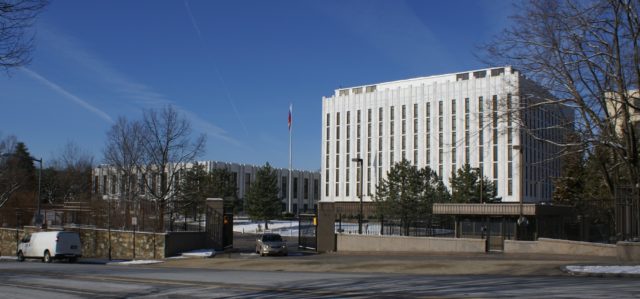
[335,215,455,237]
[0,198,208,233]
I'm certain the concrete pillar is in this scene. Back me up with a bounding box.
[317,202,335,252]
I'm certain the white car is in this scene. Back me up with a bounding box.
[17,231,82,263]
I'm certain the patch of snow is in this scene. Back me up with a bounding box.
[234,219,300,236]
[181,249,216,258]
[107,259,163,265]
[566,265,640,275]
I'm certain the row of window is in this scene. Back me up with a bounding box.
[95,173,320,200]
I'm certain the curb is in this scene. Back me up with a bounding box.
[562,265,640,278]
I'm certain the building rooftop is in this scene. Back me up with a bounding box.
[327,66,517,98]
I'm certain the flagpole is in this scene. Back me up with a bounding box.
[288,104,293,214]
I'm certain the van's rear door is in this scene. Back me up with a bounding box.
[56,232,82,256]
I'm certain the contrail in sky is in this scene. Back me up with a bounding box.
[183,0,249,138]
[21,67,114,124]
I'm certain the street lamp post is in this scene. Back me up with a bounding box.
[103,195,112,261]
[32,157,42,226]
[352,157,364,235]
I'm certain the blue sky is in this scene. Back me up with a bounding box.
[0,0,514,171]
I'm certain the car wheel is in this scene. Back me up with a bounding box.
[17,251,24,262]
[43,251,52,263]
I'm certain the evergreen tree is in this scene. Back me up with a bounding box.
[449,164,496,203]
[208,168,239,213]
[374,159,450,235]
[178,163,209,219]
[0,141,37,211]
[244,162,280,230]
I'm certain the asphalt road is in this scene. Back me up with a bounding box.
[1,260,638,298]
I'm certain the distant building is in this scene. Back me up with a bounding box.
[605,90,640,137]
[93,161,321,214]
[321,66,573,205]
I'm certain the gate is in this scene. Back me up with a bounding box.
[298,213,317,250]
[205,204,233,250]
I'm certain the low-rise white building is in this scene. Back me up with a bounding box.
[93,161,321,214]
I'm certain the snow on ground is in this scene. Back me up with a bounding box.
[234,219,299,236]
[566,265,640,275]
[107,260,164,265]
[180,249,216,258]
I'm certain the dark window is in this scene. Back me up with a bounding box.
[244,173,251,195]
[111,175,117,194]
[293,177,298,199]
[456,73,469,81]
[473,70,486,78]
[313,179,319,200]
[491,68,504,76]
[281,176,287,198]
[304,178,309,199]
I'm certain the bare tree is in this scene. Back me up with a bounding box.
[43,141,94,204]
[0,133,20,207]
[0,0,48,72]
[103,117,145,228]
[484,0,640,239]
[138,105,206,231]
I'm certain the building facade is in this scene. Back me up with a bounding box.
[93,161,321,214]
[321,66,571,204]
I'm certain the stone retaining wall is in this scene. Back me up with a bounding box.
[504,238,618,258]
[0,226,166,259]
[337,234,486,253]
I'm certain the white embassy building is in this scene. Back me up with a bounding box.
[321,66,572,204]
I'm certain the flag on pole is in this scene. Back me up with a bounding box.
[288,104,293,131]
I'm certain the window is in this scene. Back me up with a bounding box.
[313,179,319,200]
[110,175,117,194]
[490,68,504,76]
[339,89,349,96]
[473,70,486,78]
[365,85,377,93]
[282,176,287,198]
[294,177,298,199]
[304,178,309,199]
[352,87,363,94]
[244,173,251,195]
[456,73,469,81]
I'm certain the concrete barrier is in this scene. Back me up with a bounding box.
[504,238,617,257]
[617,241,640,262]
[336,234,486,253]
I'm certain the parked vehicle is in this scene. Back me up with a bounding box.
[255,233,288,256]
[17,231,82,263]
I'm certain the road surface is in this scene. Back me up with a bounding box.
[0,260,638,298]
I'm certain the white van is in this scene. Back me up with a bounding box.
[17,231,82,263]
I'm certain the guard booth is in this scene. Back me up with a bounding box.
[205,198,233,250]
[298,213,317,250]
[434,203,573,251]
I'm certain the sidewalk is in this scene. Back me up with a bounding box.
[151,251,634,276]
